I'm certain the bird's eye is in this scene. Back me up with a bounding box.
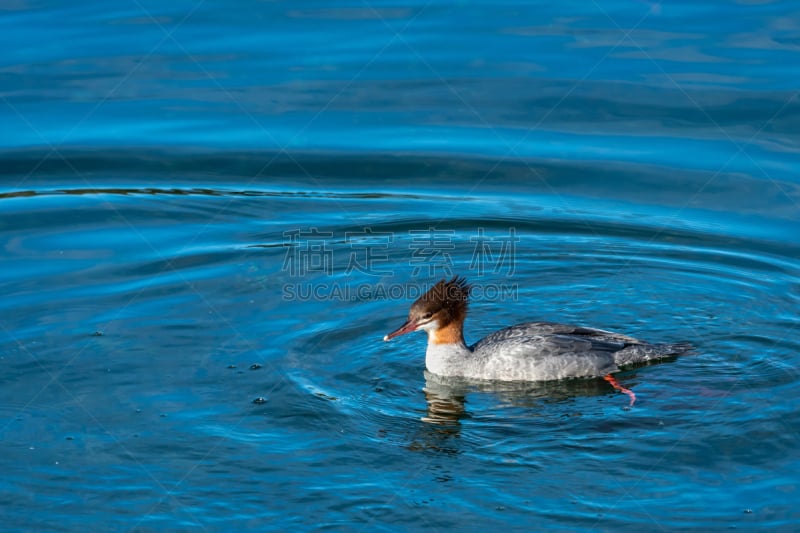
[422,312,433,320]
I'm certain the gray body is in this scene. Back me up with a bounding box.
[425,321,691,381]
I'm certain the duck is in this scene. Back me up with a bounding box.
[383,276,692,404]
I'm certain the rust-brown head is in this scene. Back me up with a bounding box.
[383,275,471,344]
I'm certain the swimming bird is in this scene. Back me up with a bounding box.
[383,276,691,404]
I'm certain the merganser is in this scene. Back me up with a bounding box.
[384,276,691,403]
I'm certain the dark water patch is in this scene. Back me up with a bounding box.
[0,185,429,202]
[2,149,799,220]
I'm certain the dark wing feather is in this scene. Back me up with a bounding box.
[471,322,644,353]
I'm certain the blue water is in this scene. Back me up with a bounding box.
[2,1,800,531]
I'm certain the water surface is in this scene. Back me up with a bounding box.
[1,1,799,531]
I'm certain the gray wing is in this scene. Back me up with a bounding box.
[468,322,687,380]
[469,323,636,380]
[471,321,645,353]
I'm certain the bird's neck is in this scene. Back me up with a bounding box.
[425,322,471,376]
[429,320,466,346]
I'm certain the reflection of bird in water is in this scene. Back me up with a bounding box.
[422,371,468,426]
[420,371,645,428]
[412,371,657,458]
[385,276,692,406]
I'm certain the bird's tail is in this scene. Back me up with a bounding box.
[614,341,694,367]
